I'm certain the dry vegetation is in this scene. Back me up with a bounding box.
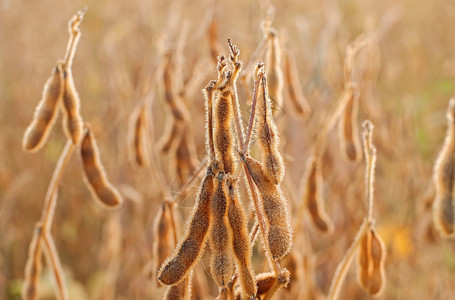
[1,0,455,299]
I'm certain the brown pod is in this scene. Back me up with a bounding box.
[265,29,284,116]
[158,164,218,286]
[339,84,362,163]
[80,126,123,208]
[255,272,278,297]
[214,86,235,174]
[175,128,200,182]
[23,63,64,152]
[163,272,192,300]
[226,176,257,298]
[433,99,455,236]
[203,81,217,159]
[283,50,311,117]
[242,155,293,259]
[162,53,190,122]
[61,64,83,144]
[302,156,334,234]
[209,173,234,287]
[357,230,371,291]
[22,224,43,300]
[151,202,175,285]
[128,104,149,167]
[368,230,386,296]
[158,118,184,154]
[257,73,285,185]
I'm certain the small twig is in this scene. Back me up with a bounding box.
[64,7,87,68]
[227,38,245,151]
[314,83,359,156]
[174,157,209,203]
[41,140,75,231]
[327,120,377,300]
[242,63,263,154]
[362,120,376,222]
[327,219,369,300]
[42,231,69,300]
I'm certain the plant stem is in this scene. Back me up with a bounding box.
[41,140,75,232]
[42,231,69,300]
[327,219,369,300]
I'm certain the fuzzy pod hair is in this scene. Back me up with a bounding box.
[256,72,285,185]
[339,84,362,163]
[214,80,236,174]
[433,99,455,237]
[301,156,334,234]
[265,29,284,117]
[242,155,293,260]
[209,173,235,287]
[23,63,64,152]
[79,126,123,208]
[158,164,219,286]
[163,272,193,300]
[203,80,217,160]
[61,64,83,144]
[226,176,257,298]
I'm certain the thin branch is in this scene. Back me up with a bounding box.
[362,120,376,222]
[327,220,369,300]
[42,231,69,300]
[64,7,87,68]
[41,141,75,231]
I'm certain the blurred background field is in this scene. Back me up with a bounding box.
[1,0,455,299]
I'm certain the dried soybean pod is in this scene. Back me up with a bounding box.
[22,223,43,300]
[242,155,293,259]
[256,71,285,184]
[357,230,371,291]
[283,50,311,117]
[255,272,278,298]
[226,176,256,298]
[158,118,185,154]
[265,28,284,116]
[209,173,235,287]
[151,202,175,285]
[61,64,83,144]
[128,104,148,167]
[339,84,362,163]
[203,80,217,160]
[79,126,123,208]
[368,230,386,296]
[163,52,190,122]
[158,164,217,286]
[302,156,334,234]
[163,272,192,300]
[433,98,455,236]
[214,77,235,174]
[175,128,200,182]
[23,63,64,152]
